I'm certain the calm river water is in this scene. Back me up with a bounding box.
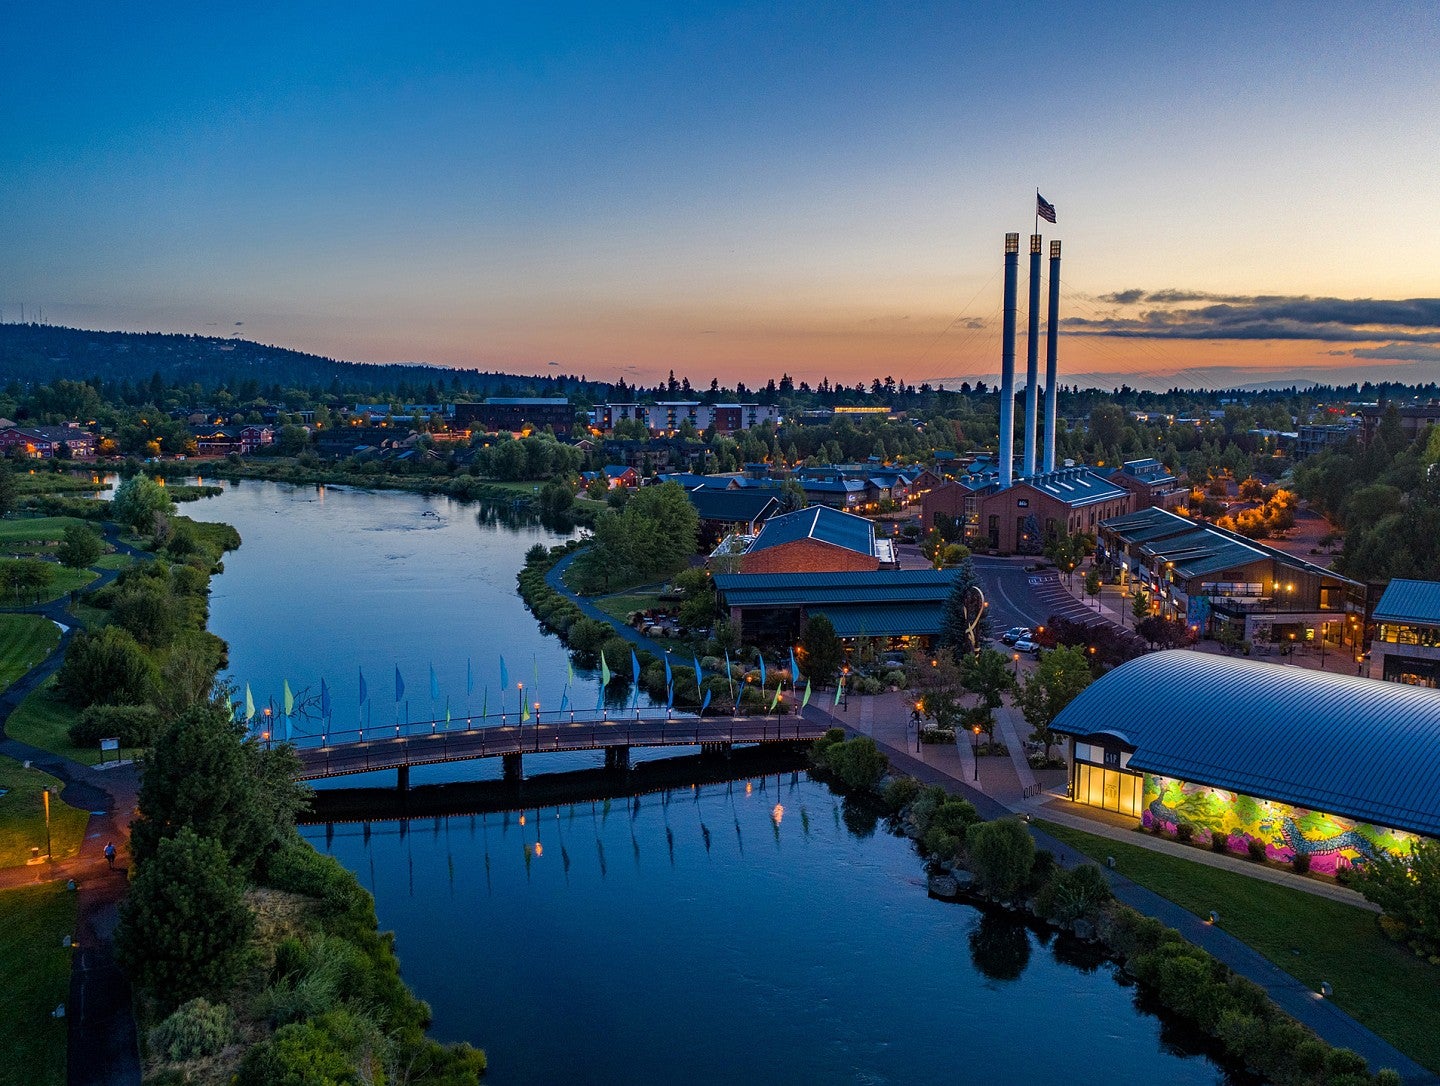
[190,480,1238,1085]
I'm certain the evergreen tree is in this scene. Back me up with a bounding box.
[939,557,992,657]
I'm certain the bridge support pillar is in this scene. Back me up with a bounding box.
[397,765,409,792]
[604,745,630,774]
[502,753,523,782]
[700,741,732,759]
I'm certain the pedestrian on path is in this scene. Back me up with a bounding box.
[104,841,116,869]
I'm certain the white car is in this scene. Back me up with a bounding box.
[1013,638,1041,655]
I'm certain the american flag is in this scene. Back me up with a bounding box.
[1037,193,1057,223]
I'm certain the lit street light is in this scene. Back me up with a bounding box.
[971,725,981,781]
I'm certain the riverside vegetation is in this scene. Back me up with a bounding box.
[808,730,1406,1086]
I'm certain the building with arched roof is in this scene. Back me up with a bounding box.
[1050,650,1439,873]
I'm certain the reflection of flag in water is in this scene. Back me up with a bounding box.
[320,678,331,720]
[430,663,440,700]
[559,690,569,713]
[445,698,451,725]
[482,687,488,718]
[358,667,368,706]
[394,667,405,703]
[244,683,255,722]
[600,650,612,686]
[567,659,575,688]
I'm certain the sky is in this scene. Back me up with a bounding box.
[3,2,1438,391]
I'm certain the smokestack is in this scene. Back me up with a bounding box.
[1023,234,1042,477]
[1043,240,1062,473]
[999,233,1019,488]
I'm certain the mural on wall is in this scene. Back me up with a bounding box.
[1141,775,1412,875]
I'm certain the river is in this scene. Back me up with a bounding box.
[188,479,1241,1084]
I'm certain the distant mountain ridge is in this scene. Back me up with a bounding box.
[0,323,589,397]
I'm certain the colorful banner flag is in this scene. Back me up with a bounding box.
[666,683,674,713]
[789,647,801,686]
[770,685,781,711]
[244,683,255,722]
[429,663,440,700]
[834,676,844,706]
[482,687,488,718]
[802,679,811,708]
[283,679,294,717]
[358,667,368,706]
[700,688,711,714]
[600,650,612,686]
[692,654,703,691]
[500,656,509,691]
[757,651,766,688]
[445,699,451,725]
[663,652,672,688]
[522,700,531,722]
[533,654,539,690]
[394,666,405,703]
[631,647,640,686]
[320,678,331,720]
[724,649,735,699]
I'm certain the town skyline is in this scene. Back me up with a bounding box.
[3,3,1438,390]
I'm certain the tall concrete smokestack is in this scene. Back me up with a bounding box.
[1043,239,1061,473]
[1023,234,1042,477]
[999,233,1019,488]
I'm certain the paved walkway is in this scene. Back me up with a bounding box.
[0,521,145,1086]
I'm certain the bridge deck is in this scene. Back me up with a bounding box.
[291,714,825,781]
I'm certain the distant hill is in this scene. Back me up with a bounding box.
[0,323,596,398]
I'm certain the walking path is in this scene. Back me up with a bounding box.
[0,522,145,1086]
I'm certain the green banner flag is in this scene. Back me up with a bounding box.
[600,650,612,686]
[567,659,575,688]
[833,676,844,706]
[770,685,781,711]
[283,679,294,716]
[244,683,255,722]
[445,698,451,725]
[802,679,811,708]
[522,700,531,722]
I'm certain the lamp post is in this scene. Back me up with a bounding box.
[971,725,981,781]
[43,787,52,861]
[913,701,923,752]
[534,701,541,750]
[1012,652,1019,679]
[840,666,849,711]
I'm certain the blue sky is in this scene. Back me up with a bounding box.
[4,2,1438,389]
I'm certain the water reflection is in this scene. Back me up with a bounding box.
[969,909,1033,981]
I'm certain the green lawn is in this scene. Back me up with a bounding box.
[93,553,131,571]
[0,757,90,868]
[1038,819,1440,1072]
[0,516,84,546]
[0,614,61,692]
[0,885,77,1086]
[5,681,142,767]
[594,592,665,624]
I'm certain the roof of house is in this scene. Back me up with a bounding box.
[685,488,781,525]
[1116,458,1178,486]
[1373,578,1440,627]
[800,479,868,495]
[603,464,636,477]
[1051,650,1440,838]
[714,568,958,608]
[483,397,571,406]
[1019,467,1129,507]
[745,506,874,557]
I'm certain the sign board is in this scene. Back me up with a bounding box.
[99,738,119,753]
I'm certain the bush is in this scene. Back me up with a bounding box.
[820,736,888,792]
[1247,838,1267,862]
[149,997,233,1061]
[55,626,158,708]
[881,775,922,813]
[1292,851,1311,874]
[966,818,1035,900]
[1035,863,1113,924]
[1210,832,1230,853]
[1176,822,1195,843]
[566,617,611,655]
[69,703,162,748]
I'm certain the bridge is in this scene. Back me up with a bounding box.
[282,708,827,788]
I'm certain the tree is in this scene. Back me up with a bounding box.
[1131,588,1151,624]
[921,528,946,569]
[55,625,157,707]
[110,580,185,649]
[798,613,843,686]
[1357,839,1440,960]
[131,700,309,875]
[820,736,887,791]
[966,818,1036,900]
[1014,644,1092,760]
[1044,529,1087,583]
[0,557,53,601]
[115,827,252,1008]
[959,647,1015,742]
[938,556,992,658]
[111,474,175,532]
[58,522,105,569]
[0,459,16,517]
[1083,569,1102,607]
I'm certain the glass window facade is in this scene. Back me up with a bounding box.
[1071,758,1143,816]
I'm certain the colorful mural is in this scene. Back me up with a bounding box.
[1140,775,1414,875]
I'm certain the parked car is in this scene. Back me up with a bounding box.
[1013,638,1041,655]
[1000,626,1030,645]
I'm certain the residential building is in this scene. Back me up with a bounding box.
[1107,458,1185,512]
[1294,422,1358,460]
[0,424,96,459]
[455,398,574,438]
[1097,506,1366,649]
[732,506,882,574]
[1052,650,1437,870]
[714,568,959,644]
[1359,401,1440,445]
[594,402,780,434]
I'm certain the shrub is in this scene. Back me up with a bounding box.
[1247,838,1267,862]
[1035,863,1113,924]
[966,818,1035,900]
[566,617,611,655]
[55,626,158,708]
[1210,832,1230,853]
[235,1022,354,1086]
[69,704,163,747]
[1175,822,1194,843]
[881,776,922,813]
[149,997,233,1061]
[1292,851,1311,874]
[820,736,888,792]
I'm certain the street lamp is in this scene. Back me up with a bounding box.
[971,725,981,781]
[43,787,52,861]
[913,701,923,752]
[1012,652,1019,678]
[840,666,850,711]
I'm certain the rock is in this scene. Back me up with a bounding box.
[1073,918,1096,941]
[952,869,974,889]
[928,874,960,899]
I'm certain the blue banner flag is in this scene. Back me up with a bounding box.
[757,651,766,689]
[666,683,674,712]
[663,652,672,688]
[467,657,474,696]
[320,678,331,720]
[693,654,703,690]
[500,656,509,691]
[701,688,711,713]
[358,667,368,706]
[559,690,569,713]
[429,663,440,700]
[631,648,640,686]
[790,647,801,686]
[395,666,404,703]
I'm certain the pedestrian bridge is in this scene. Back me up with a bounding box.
[286,708,826,785]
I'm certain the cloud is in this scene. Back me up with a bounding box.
[965,318,985,330]
[1350,342,1440,362]
[1066,292,1440,344]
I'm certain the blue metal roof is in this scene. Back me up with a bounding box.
[812,601,947,638]
[1373,579,1440,626]
[686,489,780,525]
[1022,467,1129,507]
[745,506,874,557]
[1051,649,1440,838]
[715,568,958,608]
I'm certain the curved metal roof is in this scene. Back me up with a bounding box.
[1051,650,1440,837]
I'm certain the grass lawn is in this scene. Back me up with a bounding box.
[594,592,664,624]
[92,553,131,571]
[0,884,77,1086]
[0,757,90,868]
[5,681,141,767]
[0,516,84,547]
[1038,819,1440,1072]
[0,614,61,692]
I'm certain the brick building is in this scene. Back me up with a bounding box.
[733,506,881,574]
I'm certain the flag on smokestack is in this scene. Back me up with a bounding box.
[1037,192,1057,224]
